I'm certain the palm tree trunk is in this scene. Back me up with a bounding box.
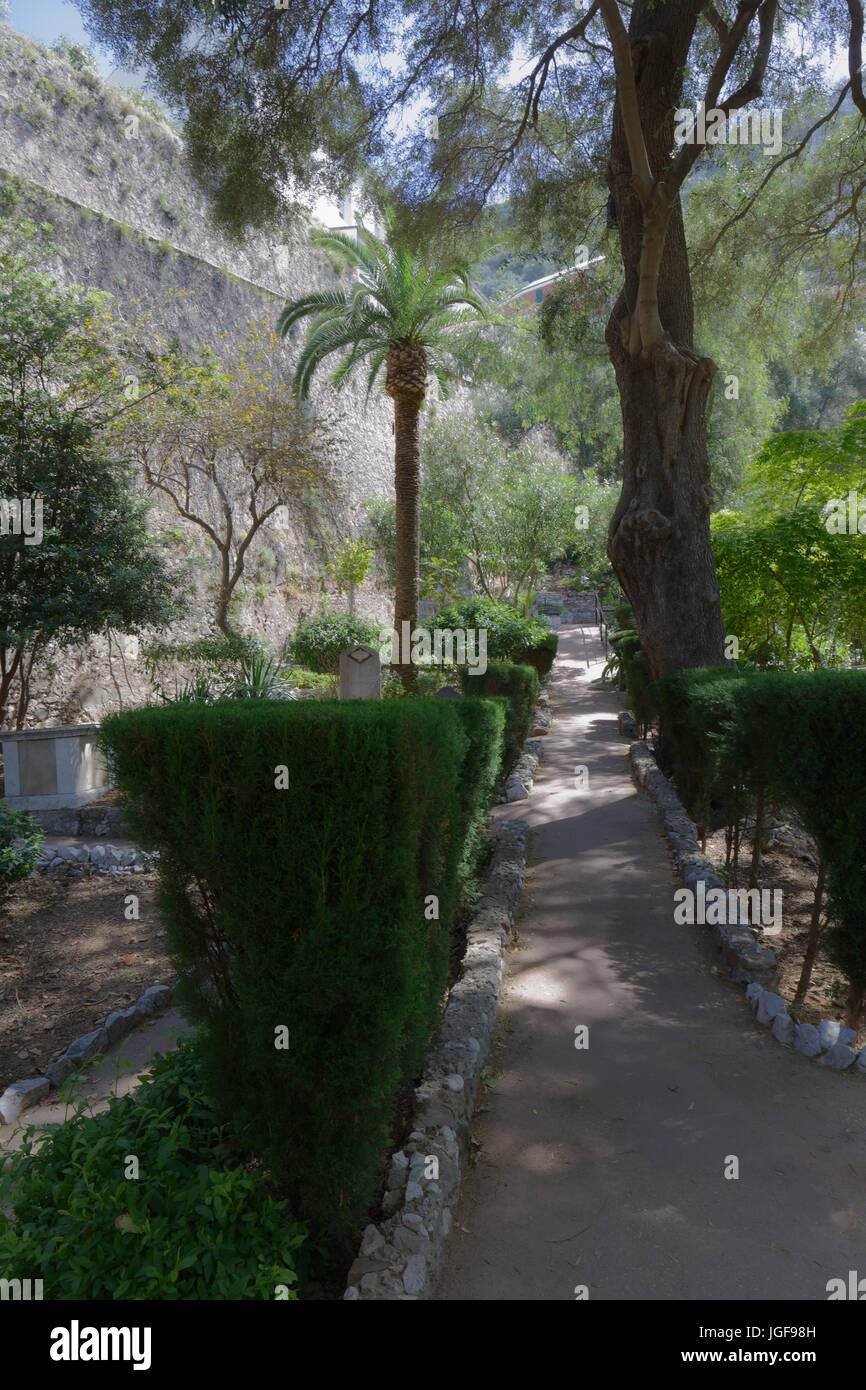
[392,390,423,694]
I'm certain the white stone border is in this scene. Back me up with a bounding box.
[628,737,866,1076]
[0,979,179,1125]
[35,843,158,873]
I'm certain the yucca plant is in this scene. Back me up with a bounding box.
[232,650,295,700]
[277,211,486,689]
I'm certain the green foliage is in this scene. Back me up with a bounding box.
[281,666,338,697]
[231,650,295,699]
[415,596,557,676]
[278,210,486,401]
[286,613,381,674]
[51,36,99,72]
[393,413,612,608]
[657,667,866,1000]
[607,629,655,734]
[0,1039,306,1299]
[0,805,44,904]
[711,406,866,669]
[99,698,503,1232]
[326,537,374,608]
[0,216,185,721]
[458,662,539,775]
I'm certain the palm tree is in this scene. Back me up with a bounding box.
[277,212,486,690]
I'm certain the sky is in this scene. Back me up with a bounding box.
[5,0,118,74]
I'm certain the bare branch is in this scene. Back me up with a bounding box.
[598,0,653,204]
[703,3,729,42]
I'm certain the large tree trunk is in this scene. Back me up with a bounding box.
[604,0,728,681]
[391,389,423,692]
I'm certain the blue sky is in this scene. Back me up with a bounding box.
[5,0,118,75]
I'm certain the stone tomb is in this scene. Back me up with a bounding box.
[338,644,382,700]
[1,724,112,810]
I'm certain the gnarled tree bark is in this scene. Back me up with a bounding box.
[601,0,776,680]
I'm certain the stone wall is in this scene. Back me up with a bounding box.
[0,23,398,729]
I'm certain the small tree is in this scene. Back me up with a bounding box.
[112,322,347,637]
[369,413,614,611]
[0,806,43,914]
[0,222,182,726]
[326,538,374,616]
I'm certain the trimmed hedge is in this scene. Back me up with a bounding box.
[458,662,539,775]
[99,696,503,1234]
[657,666,866,1003]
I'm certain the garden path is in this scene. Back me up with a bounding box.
[434,627,866,1300]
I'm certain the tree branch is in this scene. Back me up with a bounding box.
[598,0,653,205]
[848,0,866,118]
[669,0,778,191]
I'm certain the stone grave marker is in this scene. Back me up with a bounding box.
[338,643,382,700]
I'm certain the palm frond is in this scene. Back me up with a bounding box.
[277,289,350,336]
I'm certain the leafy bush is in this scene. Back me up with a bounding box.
[285,613,382,674]
[281,666,338,697]
[458,662,539,774]
[0,805,43,905]
[417,597,558,676]
[99,697,503,1233]
[0,1039,306,1299]
[607,629,655,734]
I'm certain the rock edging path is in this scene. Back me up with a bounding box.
[630,738,866,1076]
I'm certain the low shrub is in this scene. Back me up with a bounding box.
[99,697,503,1234]
[458,662,539,775]
[0,1039,306,1299]
[0,805,44,907]
[608,628,655,734]
[417,597,557,676]
[285,613,381,674]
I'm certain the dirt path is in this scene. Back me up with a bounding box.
[434,627,866,1302]
[0,869,171,1092]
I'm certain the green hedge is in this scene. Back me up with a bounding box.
[0,1039,305,1300]
[458,662,539,775]
[657,666,866,1003]
[99,696,503,1234]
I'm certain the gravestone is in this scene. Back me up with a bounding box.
[338,644,382,700]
